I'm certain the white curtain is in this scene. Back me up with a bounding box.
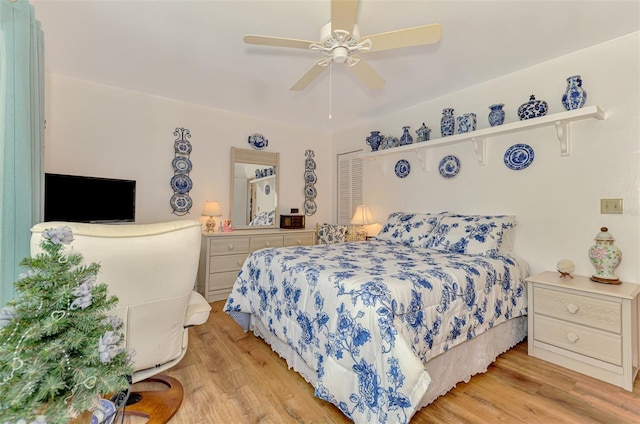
[0,0,45,305]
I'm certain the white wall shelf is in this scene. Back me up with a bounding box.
[359,105,605,174]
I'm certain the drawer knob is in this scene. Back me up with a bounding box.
[227,243,235,250]
[566,303,580,314]
[297,239,302,245]
[566,332,579,343]
[265,242,271,247]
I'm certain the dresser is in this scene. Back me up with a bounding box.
[197,229,316,302]
[527,271,640,391]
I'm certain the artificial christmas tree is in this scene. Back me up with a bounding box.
[0,226,132,423]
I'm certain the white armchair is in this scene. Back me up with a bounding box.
[30,220,211,422]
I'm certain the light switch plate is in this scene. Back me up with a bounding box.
[601,198,623,214]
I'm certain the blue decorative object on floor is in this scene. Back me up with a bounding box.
[562,75,587,110]
[518,95,548,120]
[248,133,269,150]
[416,123,431,142]
[441,108,455,137]
[395,159,410,178]
[366,130,383,151]
[488,104,505,126]
[399,126,413,145]
[439,155,461,178]
[456,113,476,133]
[91,398,116,424]
[504,143,535,170]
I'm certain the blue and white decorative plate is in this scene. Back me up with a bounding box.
[504,143,535,170]
[170,193,193,213]
[395,159,410,178]
[174,139,192,155]
[265,184,270,195]
[305,185,317,198]
[172,156,192,175]
[439,155,461,178]
[304,198,317,215]
[304,170,317,184]
[170,175,193,194]
[248,133,269,150]
[91,399,116,424]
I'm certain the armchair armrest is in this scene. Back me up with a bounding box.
[185,291,211,327]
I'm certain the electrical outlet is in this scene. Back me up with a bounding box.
[601,198,623,214]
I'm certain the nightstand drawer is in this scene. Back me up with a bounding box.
[534,287,621,333]
[534,314,622,365]
[209,237,250,255]
[249,235,284,252]
[209,253,248,272]
[284,233,314,247]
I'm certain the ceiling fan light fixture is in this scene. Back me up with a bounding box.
[333,46,349,63]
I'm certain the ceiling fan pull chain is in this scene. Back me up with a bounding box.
[329,61,332,120]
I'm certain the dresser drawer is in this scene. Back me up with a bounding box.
[534,314,622,365]
[249,235,284,252]
[534,287,621,333]
[284,233,314,247]
[209,253,248,273]
[208,271,240,301]
[209,237,250,255]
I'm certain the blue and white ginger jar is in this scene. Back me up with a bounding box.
[488,104,505,126]
[416,123,431,142]
[441,108,455,137]
[562,75,587,110]
[518,95,548,120]
[366,131,383,151]
[457,113,476,133]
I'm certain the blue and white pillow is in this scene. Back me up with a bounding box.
[423,214,516,255]
[317,223,347,244]
[249,210,274,226]
[376,212,445,247]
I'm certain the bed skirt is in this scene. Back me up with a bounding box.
[233,312,527,411]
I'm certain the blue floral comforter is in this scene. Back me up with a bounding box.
[224,240,528,423]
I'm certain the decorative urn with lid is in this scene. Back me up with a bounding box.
[588,227,622,284]
[517,95,548,120]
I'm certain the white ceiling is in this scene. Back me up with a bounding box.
[31,0,640,133]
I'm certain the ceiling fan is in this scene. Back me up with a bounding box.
[243,0,442,91]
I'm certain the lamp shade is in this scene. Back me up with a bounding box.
[201,201,222,217]
[350,205,374,225]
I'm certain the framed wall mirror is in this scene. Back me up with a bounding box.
[230,147,279,229]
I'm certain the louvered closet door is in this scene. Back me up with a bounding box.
[337,150,363,226]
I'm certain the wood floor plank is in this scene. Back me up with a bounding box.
[121,301,640,423]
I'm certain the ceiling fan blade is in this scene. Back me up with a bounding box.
[331,0,359,33]
[363,23,442,52]
[348,56,385,90]
[291,62,328,91]
[244,35,315,50]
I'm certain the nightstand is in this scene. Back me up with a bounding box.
[527,271,640,391]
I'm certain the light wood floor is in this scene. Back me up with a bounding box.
[126,301,640,423]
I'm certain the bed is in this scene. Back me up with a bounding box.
[224,212,529,423]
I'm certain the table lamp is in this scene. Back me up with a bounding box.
[202,201,222,233]
[350,205,375,241]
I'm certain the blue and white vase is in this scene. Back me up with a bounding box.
[366,131,383,151]
[399,126,413,146]
[518,95,548,120]
[488,104,505,127]
[441,108,455,137]
[415,123,431,142]
[562,75,587,110]
[456,113,476,133]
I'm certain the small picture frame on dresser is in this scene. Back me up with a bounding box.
[280,214,305,229]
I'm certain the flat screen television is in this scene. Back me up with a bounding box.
[44,173,136,223]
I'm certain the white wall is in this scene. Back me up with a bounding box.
[44,75,332,228]
[332,33,640,283]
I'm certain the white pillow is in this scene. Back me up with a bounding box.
[423,214,516,255]
[376,212,445,247]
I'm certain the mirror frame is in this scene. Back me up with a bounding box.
[230,147,280,230]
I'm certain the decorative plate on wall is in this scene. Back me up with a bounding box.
[172,156,192,174]
[439,155,461,178]
[265,184,271,195]
[504,143,535,170]
[395,159,410,178]
[248,133,269,150]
